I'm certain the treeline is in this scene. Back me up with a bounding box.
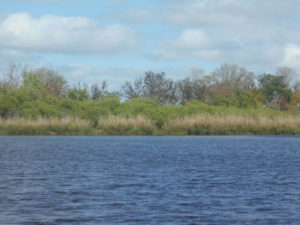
[0,63,299,135]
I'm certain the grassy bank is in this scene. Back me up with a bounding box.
[1,114,300,135]
[1,64,299,135]
[97,115,156,135]
[0,117,93,135]
[0,115,157,135]
[163,114,300,135]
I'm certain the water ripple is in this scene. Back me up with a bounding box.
[0,136,300,224]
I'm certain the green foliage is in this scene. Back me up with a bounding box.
[67,87,90,101]
[258,74,292,103]
[22,71,43,89]
[120,98,158,116]
[0,64,300,135]
[0,94,18,118]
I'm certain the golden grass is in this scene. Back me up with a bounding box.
[163,114,300,135]
[0,115,156,135]
[97,115,155,135]
[0,114,299,135]
[0,117,92,135]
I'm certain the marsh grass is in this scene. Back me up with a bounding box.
[0,113,299,135]
[97,115,156,135]
[0,117,92,135]
[163,114,300,135]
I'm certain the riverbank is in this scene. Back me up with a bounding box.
[1,114,299,135]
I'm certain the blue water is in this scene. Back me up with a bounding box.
[0,136,300,225]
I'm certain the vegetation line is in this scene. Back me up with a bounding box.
[1,114,299,136]
[0,63,299,135]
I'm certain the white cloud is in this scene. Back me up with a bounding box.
[175,29,212,50]
[162,0,300,47]
[152,0,300,72]
[163,0,247,26]
[0,48,37,62]
[1,1,300,80]
[0,13,140,54]
[58,64,146,91]
[152,49,180,61]
[163,0,297,26]
[106,8,152,25]
[152,28,287,73]
[162,0,300,42]
[282,45,300,70]
[153,28,229,63]
[54,64,191,91]
[152,29,218,61]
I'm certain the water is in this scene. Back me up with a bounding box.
[0,136,300,225]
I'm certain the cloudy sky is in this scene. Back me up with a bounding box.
[0,0,300,89]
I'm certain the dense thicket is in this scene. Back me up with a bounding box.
[0,63,299,128]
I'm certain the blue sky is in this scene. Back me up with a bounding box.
[0,0,300,89]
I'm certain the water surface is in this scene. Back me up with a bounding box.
[0,136,300,224]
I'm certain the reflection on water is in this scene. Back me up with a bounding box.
[0,136,300,224]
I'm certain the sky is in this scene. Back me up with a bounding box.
[0,0,300,89]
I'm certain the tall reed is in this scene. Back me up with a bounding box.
[97,115,156,135]
[0,117,92,135]
[1,114,299,135]
[162,114,300,135]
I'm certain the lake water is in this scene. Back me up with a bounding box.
[0,136,300,225]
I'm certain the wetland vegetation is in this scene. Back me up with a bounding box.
[0,64,299,135]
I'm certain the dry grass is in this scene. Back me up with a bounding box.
[0,115,156,135]
[163,114,300,135]
[0,114,299,135]
[0,117,92,135]
[97,115,155,135]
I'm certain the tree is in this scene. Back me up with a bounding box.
[30,68,68,98]
[91,81,108,100]
[122,71,177,105]
[210,64,255,91]
[20,67,68,99]
[276,67,295,87]
[193,76,212,103]
[67,83,90,101]
[258,74,292,109]
[0,63,24,94]
[22,71,43,89]
[175,77,210,104]
[293,81,300,94]
[175,78,195,104]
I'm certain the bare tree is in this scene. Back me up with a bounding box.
[122,71,177,105]
[175,78,195,104]
[91,81,108,100]
[0,63,24,93]
[122,78,145,99]
[210,64,255,91]
[175,76,210,104]
[293,81,300,94]
[276,67,296,88]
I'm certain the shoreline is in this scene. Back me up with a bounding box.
[1,114,299,136]
[1,134,300,137]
